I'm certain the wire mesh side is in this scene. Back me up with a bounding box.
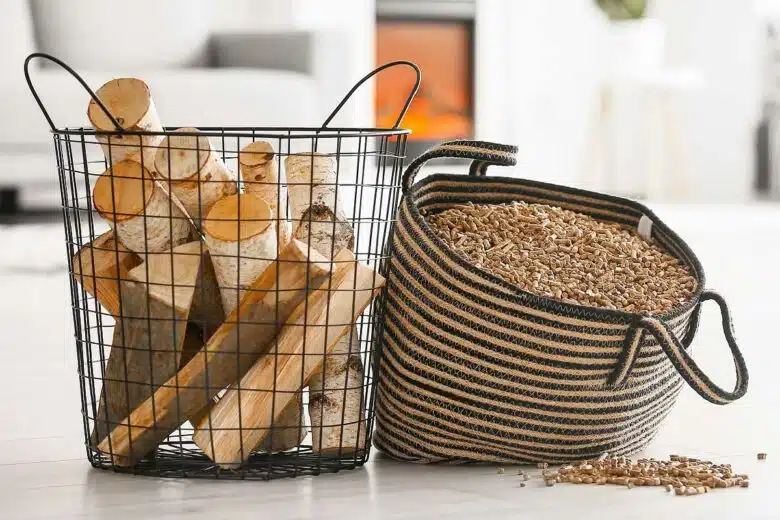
[58,127,407,479]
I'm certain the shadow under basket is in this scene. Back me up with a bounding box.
[24,53,420,479]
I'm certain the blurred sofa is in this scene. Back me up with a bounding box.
[0,0,357,209]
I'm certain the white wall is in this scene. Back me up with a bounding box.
[653,0,762,202]
[476,0,605,187]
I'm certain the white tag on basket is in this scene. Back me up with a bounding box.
[638,215,653,240]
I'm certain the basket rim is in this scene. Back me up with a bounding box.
[52,126,412,140]
[404,172,706,325]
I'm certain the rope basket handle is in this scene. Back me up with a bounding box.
[610,290,748,404]
[401,140,518,193]
[24,52,124,133]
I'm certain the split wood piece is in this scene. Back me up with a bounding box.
[96,240,331,465]
[88,78,163,168]
[191,249,384,467]
[285,153,354,259]
[135,242,225,341]
[239,140,292,248]
[308,328,367,455]
[155,128,237,225]
[260,392,306,452]
[93,160,191,254]
[286,152,363,455]
[90,241,203,451]
[72,230,142,316]
[203,193,277,315]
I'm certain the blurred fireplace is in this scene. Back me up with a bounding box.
[376,2,475,160]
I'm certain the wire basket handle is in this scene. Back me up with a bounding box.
[24,52,124,133]
[320,60,421,130]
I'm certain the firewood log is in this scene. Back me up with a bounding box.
[87,78,163,169]
[92,160,191,254]
[191,249,383,467]
[240,140,301,450]
[96,240,331,465]
[203,193,277,315]
[90,241,205,449]
[285,152,364,455]
[72,230,142,316]
[239,140,292,248]
[154,128,237,225]
[285,153,354,258]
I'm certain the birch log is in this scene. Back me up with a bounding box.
[285,153,354,258]
[88,78,163,168]
[96,240,331,465]
[240,141,300,451]
[72,230,142,316]
[203,193,276,315]
[285,152,365,455]
[90,241,204,452]
[93,160,191,254]
[155,128,237,225]
[192,249,383,467]
[239,140,291,247]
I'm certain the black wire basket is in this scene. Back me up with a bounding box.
[24,53,419,479]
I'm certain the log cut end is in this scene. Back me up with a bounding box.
[93,160,156,223]
[239,140,275,171]
[203,193,273,242]
[88,78,153,131]
[154,128,213,180]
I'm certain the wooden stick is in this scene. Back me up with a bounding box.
[90,241,203,449]
[88,78,163,169]
[203,193,277,315]
[239,140,292,247]
[155,128,237,225]
[191,250,383,467]
[72,231,142,316]
[93,160,191,254]
[286,151,364,455]
[96,240,331,465]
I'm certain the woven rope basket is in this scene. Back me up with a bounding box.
[373,140,749,464]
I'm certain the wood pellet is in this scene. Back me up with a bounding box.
[425,201,697,314]
[552,456,749,496]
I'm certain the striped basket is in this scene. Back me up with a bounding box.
[373,140,749,464]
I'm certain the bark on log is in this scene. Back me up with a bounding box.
[93,160,191,254]
[285,153,353,259]
[96,240,331,465]
[155,128,237,225]
[90,241,204,452]
[191,249,383,467]
[88,78,163,169]
[72,230,142,316]
[285,152,364,455]
[203,193,277,315]
[239,140,292,248]
[307,327,367,455]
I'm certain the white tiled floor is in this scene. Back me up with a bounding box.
[0,204,778,519]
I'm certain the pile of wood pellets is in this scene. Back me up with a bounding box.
[537,455,750,496]
[425,201,697,314]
